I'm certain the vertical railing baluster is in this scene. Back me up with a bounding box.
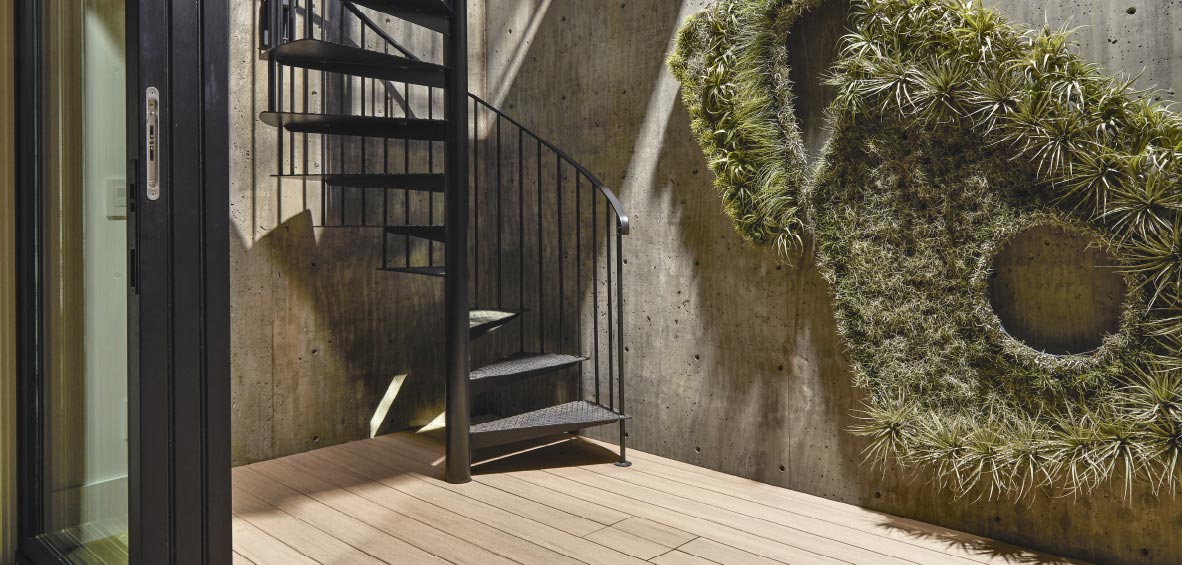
[556,155,563,352]
[304,0,312,40]
[575,173,582,375]
[301,0,310,211]
[496,116,503,309]
[593,187,600,405]
[473,101,480,304]
[616,220,628,466]
[381,42,390,266]
[359,27,367,227]
[404,82,410,267]
[432,87,437,265]
[337,0,345,228]
[318,4,325,228]
[537,139,544,353]
[607,208,615,412]
[518,127,525,353]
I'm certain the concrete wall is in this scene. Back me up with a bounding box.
[484,1,1182,563]
[228,0,485,466]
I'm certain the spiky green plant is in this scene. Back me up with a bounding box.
[672,0,1182,500]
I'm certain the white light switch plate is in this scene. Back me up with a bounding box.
[107,177,127,219]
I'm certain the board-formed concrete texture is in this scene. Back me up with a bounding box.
[228,1,486,466]
[483,0,1182,563]
[231,0,1182,562]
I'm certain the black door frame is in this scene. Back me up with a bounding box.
[13,0,230,562]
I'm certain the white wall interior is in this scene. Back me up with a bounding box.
[78,0,129,529]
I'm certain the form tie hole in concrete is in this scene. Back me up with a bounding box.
[695,446,702,453]
[988,225,1126,356]
[1127,6,1137,15]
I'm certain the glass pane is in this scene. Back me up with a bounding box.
[37,0,129,562]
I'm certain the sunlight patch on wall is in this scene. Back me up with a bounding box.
[620,0,700,200]
[489,0,553,109]
[370,373,408,438]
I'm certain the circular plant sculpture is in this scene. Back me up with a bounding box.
[671,0,1182,499]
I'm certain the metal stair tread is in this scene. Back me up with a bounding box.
[263,39,446,86]
[273,173,445,191]
[469,309,524,338]
[347,0,453,35]
[378,266,446,277]
[386,225,446,242]
[260,111,447,140]
[469,353,585,394]
[470,401,628,449]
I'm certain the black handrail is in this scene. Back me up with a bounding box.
[260,0,632,474]
[342,1,418,60]
[469,94,630,235]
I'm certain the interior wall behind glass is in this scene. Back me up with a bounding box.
[42,0,129,550]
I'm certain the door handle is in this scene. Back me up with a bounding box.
[145,86,161,201]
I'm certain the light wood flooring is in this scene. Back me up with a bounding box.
[231,432,1082,565]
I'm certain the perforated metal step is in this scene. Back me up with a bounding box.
[470,401,628,450]
[260,112,447,140]
[469,309,523,339]
[378,266,445,277]
[264,39,446,86]
[386,225,446,243]
[274,173,445,192]
[348,0,452,34]
[470,353,585,395]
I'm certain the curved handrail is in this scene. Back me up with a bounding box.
[469,94,630,235]
[343,1,418,60]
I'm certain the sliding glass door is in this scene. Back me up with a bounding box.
[18,1,130,562]
[15,0,230,562]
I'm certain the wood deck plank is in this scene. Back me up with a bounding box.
[650,549,723,565]
[256,455,518,565]
[283,451,570,565]
[326,441,651,565]
[231,431,1080,565]
[362,435,608,536]
[232,519,317,565]
[233,466,447,565]
[548,465,910,564]
[583,438,1085,565]
[232,487,384,564]
[507,467,842,564]
[584,524,678,560]
[586,458,976,565]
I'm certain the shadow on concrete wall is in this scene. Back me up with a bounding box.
[479,0,1182,563]
[230,209,444,465]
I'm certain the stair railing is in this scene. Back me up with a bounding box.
[468,95,630,465]
[260,0,446,250]
[259,0,631,473]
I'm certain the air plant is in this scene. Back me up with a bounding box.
[672,0,1182,500]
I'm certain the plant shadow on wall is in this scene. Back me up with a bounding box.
[672,0,1182,505]
[230,210,444,466]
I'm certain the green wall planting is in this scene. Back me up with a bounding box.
[671,0,1182,499]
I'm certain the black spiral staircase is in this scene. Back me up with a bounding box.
[260,0,631,483]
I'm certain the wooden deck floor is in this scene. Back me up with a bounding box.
[231,432,1081,565]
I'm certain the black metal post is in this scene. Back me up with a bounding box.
[444,0,472,484]
[615,229,630,467]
